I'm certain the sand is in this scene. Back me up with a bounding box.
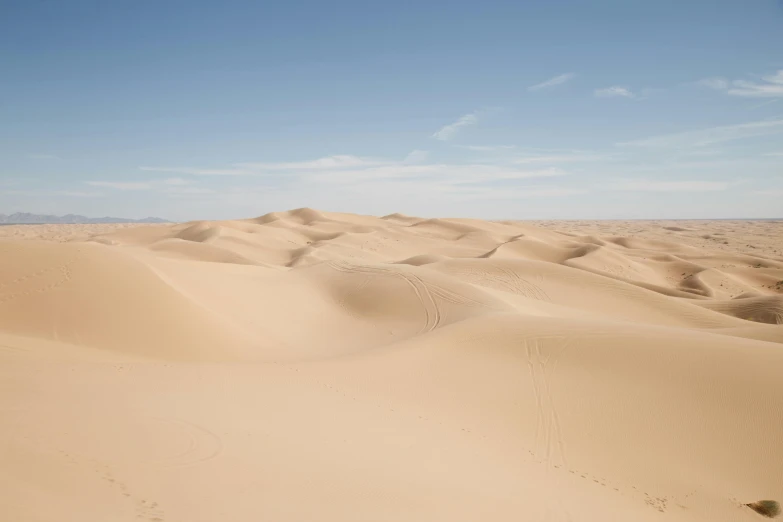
[1,209,781,522]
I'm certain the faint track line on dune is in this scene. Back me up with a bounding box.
[446,264,551,302]
[541,337,570,469]
[151,418,224,469]
[328,261,442,333]
[498,265,551,302]
[401,271,439,332]
[525,338,545,463]
[425,278,496,308]
[0,343,26,353]
[526,336,570,470]
[0,257,77,304]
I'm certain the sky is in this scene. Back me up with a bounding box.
[1,0,782,221]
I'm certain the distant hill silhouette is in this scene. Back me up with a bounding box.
[0,212,168,224]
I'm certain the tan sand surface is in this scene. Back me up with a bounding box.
[1,210,782,521]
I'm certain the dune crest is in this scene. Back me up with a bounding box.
[1,212,781,522]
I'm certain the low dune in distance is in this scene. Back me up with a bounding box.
[1,209,782,522]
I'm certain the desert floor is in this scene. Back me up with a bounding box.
[1,210,781,521]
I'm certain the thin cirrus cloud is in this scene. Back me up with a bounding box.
[747,99,780,110]
[85,181,151,190]
[606,180,733,192]
[403,150,429,163]
[698,77,729,90]
[58,191,102,197]
[134,147,581,206]
[142,154,580,185]
[729,70,783,98]
[304,163,567,185]
[166,186,215,195]
[459,145,517,152]
[143,154,569,191]
[698,70,783,98]
[85,177,209,194]
[431,112,479,141]
[139,166,250,176]
[527,73,575,91]
[594,86,635,98]
[140,155,384,175]
[328,178,582,204]
[443,185,585,201]
[617,118,783,149]
[161,177,191,186]
[513,152,607,164]
[238,155,384,170]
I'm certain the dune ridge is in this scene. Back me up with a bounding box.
[1,210,781,522]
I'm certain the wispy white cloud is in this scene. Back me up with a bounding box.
[441,185,585,201]
[331,178,582,203]
[132,145,587,212]
[84,177,215,196]
[58,191,102,197]
[697,77,729,90]
[594,86,635,98]
[141,155,385,175]
[86,181,151,190]
[238,155,383,170]
[150,153,571,202]
[139,166,250,176]
[676,148,724,158]
[165,186,215,195]
[458,146,609,165]
[459,145,517,151]
[618,118,783,149]
[728,70,783,98]
[606,179,734,192]
[764,152,783,157]
[304,164,566,185]
[162,177,191,186]
[698,70,783,98]
[514,152,608,164]
[748,99,780,110]
[404,150,429,163]
[528,73,576,92]
[432,113,479,141]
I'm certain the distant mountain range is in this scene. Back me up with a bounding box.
[0,212,169,224]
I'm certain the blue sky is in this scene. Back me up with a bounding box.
[1,0,782,221]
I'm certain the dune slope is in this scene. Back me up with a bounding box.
[1,211,781,522]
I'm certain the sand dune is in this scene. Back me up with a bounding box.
[1,210,781,522]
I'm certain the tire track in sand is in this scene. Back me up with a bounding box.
[328,261,441,333]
